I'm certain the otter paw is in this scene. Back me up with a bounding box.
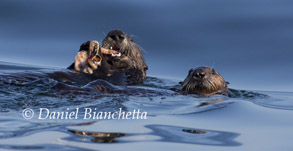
[88,55,102,70]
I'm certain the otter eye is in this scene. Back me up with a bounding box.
[118,35,124,40]
[110,35,116,40]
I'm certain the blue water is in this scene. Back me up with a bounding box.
[0,62,292,151]
[0,0,293,150]
[0,0,292,91]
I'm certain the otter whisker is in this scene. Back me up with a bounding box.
[208,79,216,91]
[135,43,148,53]
[180,67,228,96]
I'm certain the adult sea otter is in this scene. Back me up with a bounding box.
[68,30,148,85]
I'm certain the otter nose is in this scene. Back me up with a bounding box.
[110,34,124,41]
[195,72,205,79]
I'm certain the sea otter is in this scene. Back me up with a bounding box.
[180,66,229,96]
[68,30,148,85]
[51,66,229,96]
[0,64,228,98]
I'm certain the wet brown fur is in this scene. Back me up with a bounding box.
[101,30,148,84]
[68,30,148,85]
[181,67,229,96]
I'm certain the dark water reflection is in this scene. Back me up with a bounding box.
[147,125,240,146]
[0,117,240,150]
[68,129,127,143]
[66,124,240,146]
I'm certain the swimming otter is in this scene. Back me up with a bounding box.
[180,67,229,96]
[0,64,228,98]
[52,66,228,96]
[68,30,148,85]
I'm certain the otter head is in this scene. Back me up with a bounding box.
[181,67,229,96]
[101,30,148,84]
[102,30,133,55]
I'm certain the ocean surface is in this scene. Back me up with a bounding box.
[0,62,293,151]
[0,0,293,151]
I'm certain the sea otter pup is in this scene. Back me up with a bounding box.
[68,30,148,85]
[180,66,229,96]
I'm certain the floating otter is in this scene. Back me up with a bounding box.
[52,66,229,96]
[180,66,229,96]
[68,30,148,85]
[0,65,228,98]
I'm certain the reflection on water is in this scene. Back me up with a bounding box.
[229,89,269,99]
[66,124,240,146]
[0,144,92,151]
[68,129,127,143]
[146,125,241,146]
[197,97,226,107]
[183,129,206,134]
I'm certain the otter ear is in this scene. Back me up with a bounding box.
[225,81,230,85]
[188,69,193,75]
[128,36,135,42]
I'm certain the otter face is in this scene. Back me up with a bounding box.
[102,30,134,56]
[101,30,148,84]
[181,67,229,96]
